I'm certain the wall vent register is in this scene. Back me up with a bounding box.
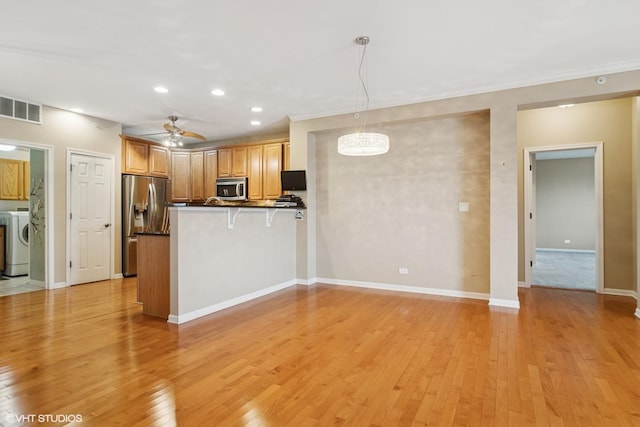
[0,95,41,124]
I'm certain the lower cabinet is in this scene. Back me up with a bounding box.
[137,234,170,319]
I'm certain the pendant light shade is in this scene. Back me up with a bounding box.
[338,132,389,156]
[338,36,389,156]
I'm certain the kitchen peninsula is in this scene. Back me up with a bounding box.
[167,204,302,324]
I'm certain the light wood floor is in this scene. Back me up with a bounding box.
[1,279,639,426]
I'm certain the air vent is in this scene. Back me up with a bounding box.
[0,95,41,124]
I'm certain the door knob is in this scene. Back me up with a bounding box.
[104,223,111,228]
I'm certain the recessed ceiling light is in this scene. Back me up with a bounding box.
[251,120,261,126]
[211,89,225,96]
[70,108,84,113]
[154,86,169,93]
[558,104,575,108]
[251,107,263,113]
[0,144,16,151]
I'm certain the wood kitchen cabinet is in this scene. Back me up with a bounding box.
[190,151,204,201]
[232,146,248,177]
[247,145,263,200]
[170,151,191,202]
[149,145,171,177]
[263,143,283,199]
[218,146,248,178]
[283,142,290,171]
[203,150,218,198]
[122,138,149,175]
[0,159,25,200]
[122,136,170,178]
[217,148,232,177]
[137,233,170,319]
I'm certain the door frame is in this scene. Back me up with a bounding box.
[66,149,116,286]
[0,138,54,289]
[523,142,604,292]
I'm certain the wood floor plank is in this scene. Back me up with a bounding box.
[1,279,639,426]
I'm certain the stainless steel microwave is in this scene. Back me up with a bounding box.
[216,177,248,201]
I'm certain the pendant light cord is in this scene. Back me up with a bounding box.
[358,41,370,131]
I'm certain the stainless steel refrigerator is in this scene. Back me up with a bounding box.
[122,174,169,277]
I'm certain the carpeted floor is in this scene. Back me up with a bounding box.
[532,249,595,290]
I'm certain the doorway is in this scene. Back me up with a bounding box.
[523,143,604,292]
[67,151,114,286]
[0,139,52,295]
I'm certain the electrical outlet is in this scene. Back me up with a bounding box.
[564,239,571,244]
[399,268,409,275]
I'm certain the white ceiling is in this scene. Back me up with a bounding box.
[2,1,640,145]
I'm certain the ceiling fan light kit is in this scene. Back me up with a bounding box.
[338,36,390,157]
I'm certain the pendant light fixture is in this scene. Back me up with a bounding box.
[338,36,389,156]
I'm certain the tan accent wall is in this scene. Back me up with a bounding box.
[0,106,122,284]
[517,98,634,290]
[315,112,490,293]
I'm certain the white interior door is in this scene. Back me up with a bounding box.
[69,153,112,285]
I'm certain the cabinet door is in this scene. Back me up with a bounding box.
[247,145,263,200]
[123,139,149,175]
[232,146,248,176]
[263,143,283,199]
[218,148,232,177]
[190,151,204,201]
[149,145,170,177]
[283,142,290,171]
[170,152,191,202]
[203,150,218,198]
[0,159,24,200]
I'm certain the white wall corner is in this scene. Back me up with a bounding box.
[635,307,640,319]
[488,298,521,310]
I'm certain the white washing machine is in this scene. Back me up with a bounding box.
[0,211,29,276]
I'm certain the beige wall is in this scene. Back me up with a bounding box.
[291,69,640,304]
[535,157,596,250]
[518,99,634,290]
[315,112,490,293]
[0,106,122,284]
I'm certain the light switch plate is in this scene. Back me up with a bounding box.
[458,202,469,212]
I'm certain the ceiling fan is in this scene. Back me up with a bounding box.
[145,116,207,147]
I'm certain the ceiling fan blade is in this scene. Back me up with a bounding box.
[182,131,206,140]
[140,131,169,136]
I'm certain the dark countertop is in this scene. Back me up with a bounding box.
[136,231,170,236]
[169,201,305,209]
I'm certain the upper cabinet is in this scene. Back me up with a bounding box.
[0,159,26,200]
[247,145,263,200]
[203,150,218,198]
[217,148,232,177]
[122,136,170,178]
[190,151,204,201]
[149,145,171,177]
[263,143,282,200]
[232,147,247,177]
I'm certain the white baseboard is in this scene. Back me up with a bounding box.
[112,273,123,279]
[296,278,316,286]
[518,281,530,288]
[315,277,490,301]
[168,280,297,325]
[603,288,638,299]
[635,308,640,320]
[489,298,521,309]
[52,281,68,289]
